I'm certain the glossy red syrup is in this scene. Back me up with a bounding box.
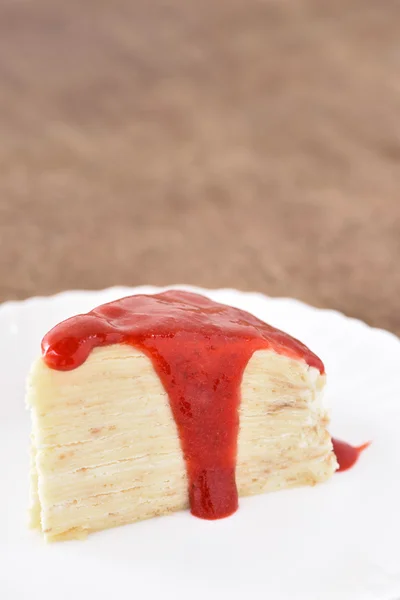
[331,438,370,472]
[42,290,326,519]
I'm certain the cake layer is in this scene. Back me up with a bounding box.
[28,344,336,540]
[44,455,334,542]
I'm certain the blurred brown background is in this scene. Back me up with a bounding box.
[0,0,399,333]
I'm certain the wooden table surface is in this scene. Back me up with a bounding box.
[1,0,399,334]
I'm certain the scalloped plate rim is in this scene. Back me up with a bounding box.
[1,284,399,345]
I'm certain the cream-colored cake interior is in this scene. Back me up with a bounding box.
[27,344,337,541]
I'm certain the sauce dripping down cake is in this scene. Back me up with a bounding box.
[27,291,338,540]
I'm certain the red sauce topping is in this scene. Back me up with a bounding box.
[42,290,325,519]
[332,438,370,472]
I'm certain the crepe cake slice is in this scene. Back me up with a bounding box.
[27,290,337,541]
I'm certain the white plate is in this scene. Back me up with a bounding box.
[2,286,400,600]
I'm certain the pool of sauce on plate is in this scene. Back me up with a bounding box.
[331,438,370,472]
[41,290,367,519]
